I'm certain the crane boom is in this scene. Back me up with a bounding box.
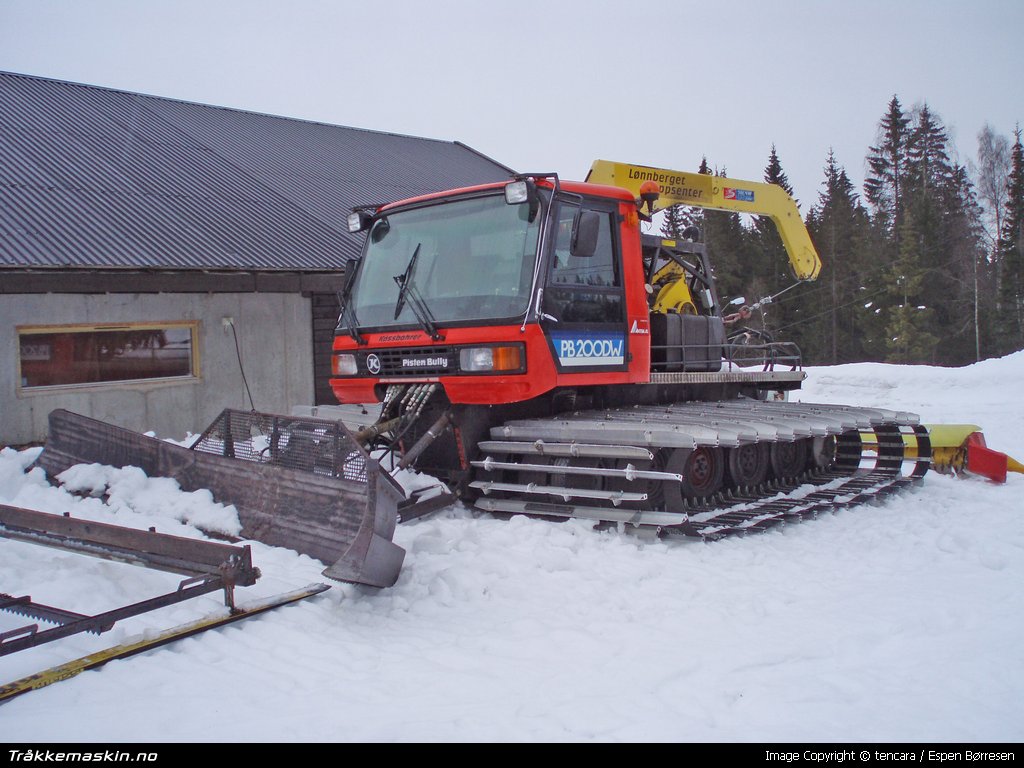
[586,159,821,281]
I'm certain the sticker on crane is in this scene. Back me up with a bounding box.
[551,331,625,367]
[723,187,755,203]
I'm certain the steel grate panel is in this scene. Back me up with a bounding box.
[190,409,368,482]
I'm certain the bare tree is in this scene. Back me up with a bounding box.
[972,124,1011,257]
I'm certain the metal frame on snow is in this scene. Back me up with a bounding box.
[0,503,259,657]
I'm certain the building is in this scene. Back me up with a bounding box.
[0,71,511,444]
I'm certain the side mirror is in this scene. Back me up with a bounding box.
[571,210,601,258]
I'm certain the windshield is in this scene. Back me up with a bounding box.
[349,193,542,330]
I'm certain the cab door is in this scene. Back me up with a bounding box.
[542,198,628,374]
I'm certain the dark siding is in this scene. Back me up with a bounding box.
[311,292,341,405]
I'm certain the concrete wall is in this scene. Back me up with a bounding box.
[1,292,314,444]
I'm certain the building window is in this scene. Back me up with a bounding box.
[18,322,200,389]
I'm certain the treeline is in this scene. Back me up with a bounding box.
[664,96,1024,366]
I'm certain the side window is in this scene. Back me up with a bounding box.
[18,323,199,389]
[545,203,624,324]
[550,206,619,288]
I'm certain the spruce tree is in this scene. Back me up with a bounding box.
[865,96,912,241]
[906,104,954,199]
[763,144,795,197]
[886,206,940,364]
[700,163,751,311]
[913,106,988,363]
[685,156,711,236]
[663,157,708,239]
[878,104,986,364]
[943,163,990,362]
[801,151,878,363]
[661,204,688,239]
[753,146,799,340]
[998,126,1024,351]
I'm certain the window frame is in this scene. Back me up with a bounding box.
[542,197,626,325]
[16,320,202,393]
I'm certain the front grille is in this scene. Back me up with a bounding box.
[361,346,456,376]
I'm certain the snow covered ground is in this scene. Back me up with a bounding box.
[1,356,1022,742]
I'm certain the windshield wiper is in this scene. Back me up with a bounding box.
[338,299,365,345]
[393,243,441,340]
[393,243,421,320]
[337,258,366,345]
[404,278,442,340]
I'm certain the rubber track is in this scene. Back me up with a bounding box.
[473,406,931,539]
[665,469,922,539]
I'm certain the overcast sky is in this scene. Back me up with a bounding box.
[1,0,1021,210]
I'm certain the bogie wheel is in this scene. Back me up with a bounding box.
[726,443,769,488]
[809,436,837,470]
[512,455,550,494]
[605,457,662,510]
[663,446,725,512]
[769,439,809,480]
[550,457,604,492]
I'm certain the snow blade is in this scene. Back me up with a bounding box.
[925,424,1024,483]
[37,409,406,588]
[0,583,331,705]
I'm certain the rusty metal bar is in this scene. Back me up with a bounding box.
[0,503,260,657]
[0,504,259,580]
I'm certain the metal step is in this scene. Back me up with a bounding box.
[471,457,681,482]
[476,440,655,461]
[470,480,648,505]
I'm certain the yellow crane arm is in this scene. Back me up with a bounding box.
[586,159,821,281]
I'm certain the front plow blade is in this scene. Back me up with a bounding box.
[36,409,406,588]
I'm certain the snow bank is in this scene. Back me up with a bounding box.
[799,351,1024,457]
[1,356,1022,742]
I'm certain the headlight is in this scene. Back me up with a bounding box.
[459,345,523,373]
[347,211,373,233]
[332,353,358,376]
[504,180,530,205]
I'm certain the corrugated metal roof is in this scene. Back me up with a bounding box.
[0,71,513,272]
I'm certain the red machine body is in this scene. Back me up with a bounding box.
[330,179,653,409]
